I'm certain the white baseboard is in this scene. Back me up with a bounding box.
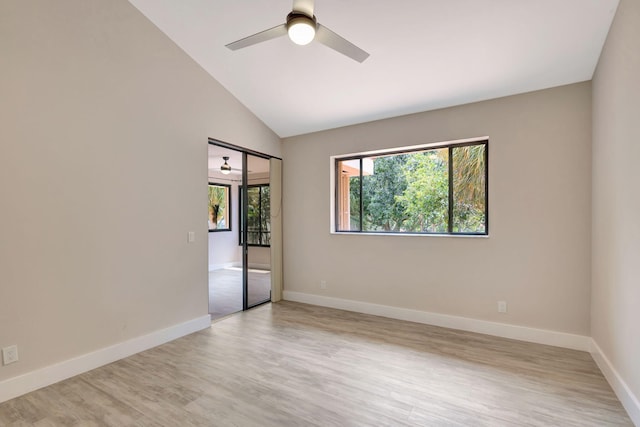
[248,263,271,271]
[208,261,240,272]
[283,291,591,351]
[590,339,640,426]
[0,314,211,404]
[209,263,270,272]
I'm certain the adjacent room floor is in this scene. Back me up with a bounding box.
[0,302,632,426]
[208,267,271,320]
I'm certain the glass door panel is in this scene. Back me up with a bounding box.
[207,143,244,319]
[246,153,271,308]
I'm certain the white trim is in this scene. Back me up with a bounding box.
[329,231,489,238]
[331,135,490,159]
[590,339,640,426]
[248,263,271,271]
[283,291,590,351]
[0,315,211,404]
[209,261,269,271]
[208,261,240,272]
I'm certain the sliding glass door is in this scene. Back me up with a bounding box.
[209,140,278,315]
[242,153,272,309]
[207,144,242,319]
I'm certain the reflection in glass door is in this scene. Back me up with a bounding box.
[207,144,243,320]
[242,153,272,309]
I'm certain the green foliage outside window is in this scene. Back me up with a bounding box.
[243,185,270,245]
[342,142,486,234]
[208,184,230,231]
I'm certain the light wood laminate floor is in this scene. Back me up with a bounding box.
[0,302,632,426]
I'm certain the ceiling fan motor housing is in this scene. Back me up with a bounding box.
[286,12,317,28]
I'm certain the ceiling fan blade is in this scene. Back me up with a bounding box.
[315,24,369,63]
[292,0,314,17]
[226,24,287,51]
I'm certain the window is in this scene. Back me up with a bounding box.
[335,140,487,235]
[208,183,231,232]
[240,184,271,246]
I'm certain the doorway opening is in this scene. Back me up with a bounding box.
[207,140,278,320]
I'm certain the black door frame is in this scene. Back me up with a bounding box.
[208,138,281,311]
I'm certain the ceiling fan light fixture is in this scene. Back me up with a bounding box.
[220,156,231,175]
[286,13,316,45]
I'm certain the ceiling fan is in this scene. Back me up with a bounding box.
[225,0,369,63]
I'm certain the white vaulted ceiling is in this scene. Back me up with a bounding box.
[129,0,618,137]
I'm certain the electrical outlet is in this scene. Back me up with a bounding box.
[187,231,195,243]
[320,280,327,289]
[2,345,18,365]
[498,301,508,313]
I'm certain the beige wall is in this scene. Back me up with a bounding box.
[249,247,271,270]
[283,82,592,335]
[0,0,280,382]
[592,0,640,409]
